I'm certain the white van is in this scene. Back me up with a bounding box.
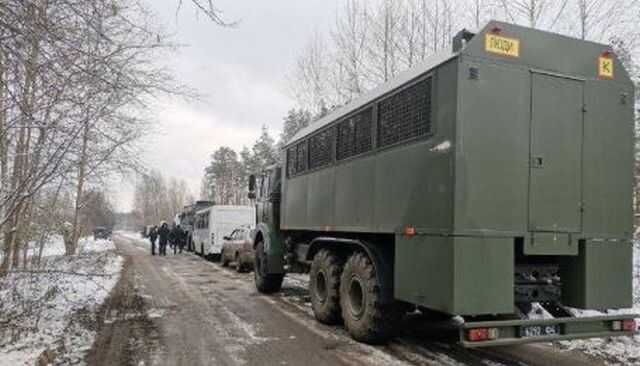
[192,205,255,258]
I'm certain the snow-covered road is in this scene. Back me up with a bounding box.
[81,232,617,366]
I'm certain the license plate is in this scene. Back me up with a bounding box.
[520,324,560,338]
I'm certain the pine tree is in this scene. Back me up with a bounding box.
[280,109,312,145]
[251,125,279,170]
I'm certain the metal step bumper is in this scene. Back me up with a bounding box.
[460,314,637,348]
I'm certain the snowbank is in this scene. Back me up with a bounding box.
[0,237,123,366]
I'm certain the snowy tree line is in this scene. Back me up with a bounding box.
[132,171,194,228]
[291,0,640,114]
[290,0,640,215]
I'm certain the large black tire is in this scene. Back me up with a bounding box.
[340,252,403,344]
[310,249,344,324]
[254,241,284,293]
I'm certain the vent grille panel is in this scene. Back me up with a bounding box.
[295,141,308,173]
[337,108,373,161]
[378,78,432,147]
[309,128,335,169]
[286,147,296,177]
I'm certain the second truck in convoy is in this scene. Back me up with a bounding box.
[247,21,637,347]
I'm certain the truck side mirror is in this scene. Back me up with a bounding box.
[248,174,256,199]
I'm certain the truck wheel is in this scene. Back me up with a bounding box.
[254,241,284,293]
[340,252,401,344]
[221,250,230,267]
[310,249,344,325]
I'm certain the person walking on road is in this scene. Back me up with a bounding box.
[168,223,176,253]
[149,226,158,255]
[158,222,170,256]
[172,225,185,254]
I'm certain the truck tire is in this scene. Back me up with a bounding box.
[310,249,344,325]
[340,252,402,344]
[254,241,284,293]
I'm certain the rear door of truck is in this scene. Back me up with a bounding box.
[528,72,584,249]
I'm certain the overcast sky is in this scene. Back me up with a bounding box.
[113,0,340,211]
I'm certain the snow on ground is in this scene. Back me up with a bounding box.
[116,230,150,247]
[0,236,123,366]
[77,237,116,254]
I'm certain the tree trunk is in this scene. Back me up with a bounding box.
[68,121,90,255]
[0,31,6,257]
[1,126,25,272]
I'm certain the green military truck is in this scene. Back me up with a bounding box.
[248,21,637,347]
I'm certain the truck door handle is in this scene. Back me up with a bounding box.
[532,156,544,168]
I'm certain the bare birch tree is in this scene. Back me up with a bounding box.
[289,31,335,115]
[366,0,403,83]
[332,0,370,102]
[496,0,569,30]
[133,170,191,227]
[0,0,188,269]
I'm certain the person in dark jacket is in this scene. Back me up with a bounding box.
[158,222,170,256]
[149,226,158,255]
[168,223,176,252]
[172,225,185,254]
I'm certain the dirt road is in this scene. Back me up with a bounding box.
[86,233,606,366]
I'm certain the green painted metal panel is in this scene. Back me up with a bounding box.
[395,235,513,315]
[582,80,634,238]
[523,232,578,256]
[529,73,583,233]
[334,156,375,231]
[452,237,513,314]
[373,142,453,232]
[306,168,335,228]
[454,60,530,234]
[394,235,454,312]
[281,175,308,229]
[561,240,632,309]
